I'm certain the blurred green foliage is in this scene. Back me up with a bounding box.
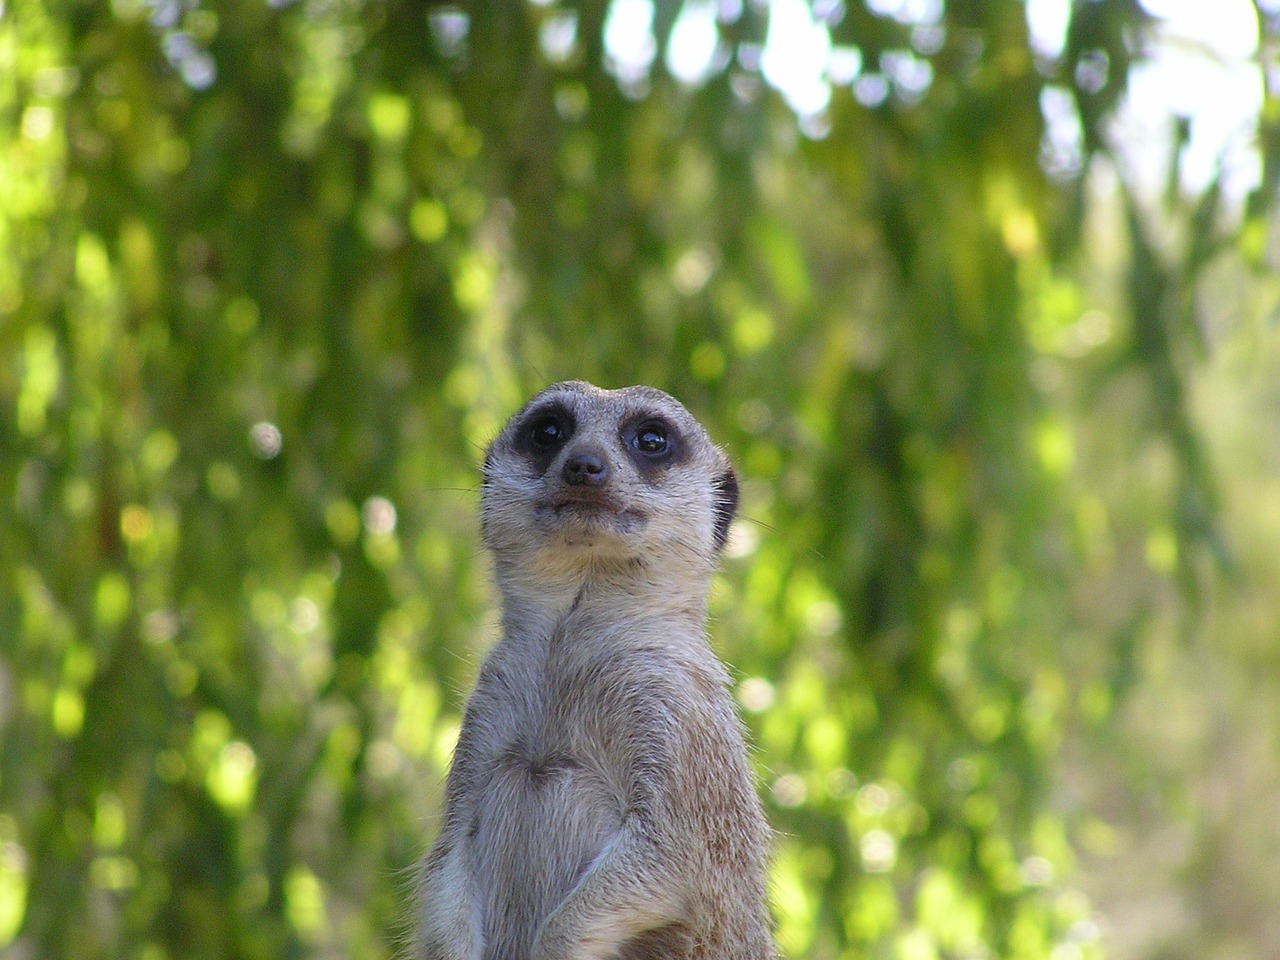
[3,1,1278,959]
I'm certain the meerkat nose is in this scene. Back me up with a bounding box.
[563,449,609,487]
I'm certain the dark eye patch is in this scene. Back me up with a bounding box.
[516,403,574,472]
[528,415,566,448]
[634,422,670,456]
[622,415,687,476]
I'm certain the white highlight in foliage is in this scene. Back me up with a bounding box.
[539,12,579,65]
[604,0,658,88]
[249,422,282,459]
[362,496,398,535]
[666,1,722,86]
[761,0,832,117]
[1025,0,1070,60]
[1118,0,1262,200]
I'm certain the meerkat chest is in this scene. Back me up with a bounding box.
[469,640,670,790]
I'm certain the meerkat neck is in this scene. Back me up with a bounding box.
[493,553,714,643]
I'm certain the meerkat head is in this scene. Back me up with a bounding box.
[480,381,739,582]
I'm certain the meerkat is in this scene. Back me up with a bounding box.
[416,381,775,960]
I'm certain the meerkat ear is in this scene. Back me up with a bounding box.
[712,465,739,552]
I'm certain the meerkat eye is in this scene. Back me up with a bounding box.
[528,415,567,448]
[634,423,670,456]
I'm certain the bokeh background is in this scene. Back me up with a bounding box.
[4,1,1280,958]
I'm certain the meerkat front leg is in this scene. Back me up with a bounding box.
[417,715,487,960]
[530,820,690,960]
[417,836,485,960]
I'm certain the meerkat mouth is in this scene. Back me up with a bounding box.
[536,495,648,534]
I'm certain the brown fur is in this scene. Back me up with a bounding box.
[416,382,774,960]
